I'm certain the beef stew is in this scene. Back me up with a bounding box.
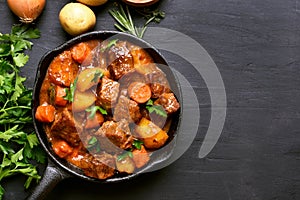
[34,37,180,180]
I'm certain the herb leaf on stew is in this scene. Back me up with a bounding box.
[86,105,108,119]
[133,140,143,150]
[146,99,167,118]
[92,69,104,83]
[64,78,78,102]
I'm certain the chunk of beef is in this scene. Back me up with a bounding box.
[147,67,171,98]
[107,41,134,80]
[130,45,154,67]
[72,152,115,179]
[93,153,116,179]
[48,50,79,87]
[154,93,180,114]
[50,108,82,146]
[118,69,146,91]
[97,76,120,110]
[113,95,142,123]
[135,63,170,98]
[95,120,133,153]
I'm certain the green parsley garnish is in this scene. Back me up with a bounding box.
[85,105,108,119]
[63,78,78,102]
[146,99,167,118]
[132,140,143,150]
[117,150,133,162]
[86,136,101,153]
[91,69,104,83]
[0,24,46,198]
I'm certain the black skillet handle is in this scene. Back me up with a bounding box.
[26,159,71,200]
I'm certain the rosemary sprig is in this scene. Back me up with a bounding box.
[109,4,164,38]
[109,5,144,38]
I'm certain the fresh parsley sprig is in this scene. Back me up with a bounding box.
[0,24,46,198]
[135,8,165,23]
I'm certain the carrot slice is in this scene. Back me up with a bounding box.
[71,42,91,64]
[85,112,104,129]
[55,85,68,106]
[128,82,151,104]
[35,104,56,123]
[52,140,73,158]
[132,145,150,168]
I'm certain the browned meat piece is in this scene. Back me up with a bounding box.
[95,120,133,153]
[113,95,142,123]
[150,82,171,99]
[72,152,116,179]
[97,76,120,110]
[118,69,146,91]
[135,63,170,98]
[148,67,171,98]
[50,108,82,146]
[107,41,134,80]
[154,93,180,114]
[139,107,168,129]
[93,153,116,179]
[48,50,79,87]
[130,45,154,67]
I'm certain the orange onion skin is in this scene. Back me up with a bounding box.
[7,0,46,23]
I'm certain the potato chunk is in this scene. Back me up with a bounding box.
[77,68,104,92]
[135,118,169,149]
[116,156,135,174]
[73,90,96,111]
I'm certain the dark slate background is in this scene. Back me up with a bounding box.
[0,0,300,199]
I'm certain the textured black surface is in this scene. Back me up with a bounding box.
[0,0,300,200]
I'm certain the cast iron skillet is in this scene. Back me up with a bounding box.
[28,31,182,200]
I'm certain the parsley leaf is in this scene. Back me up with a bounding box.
[64,78,78,102]
[92,69,104,83]
[86,136,101,153]
[117,150,133,161]
[86,105,108,119]
[133,140,143,150]
[0,24,45,196]
[13,53,29,67]
[145,99,167,117]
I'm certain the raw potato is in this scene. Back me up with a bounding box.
[77,0,108,6]
[59,3,96,36]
